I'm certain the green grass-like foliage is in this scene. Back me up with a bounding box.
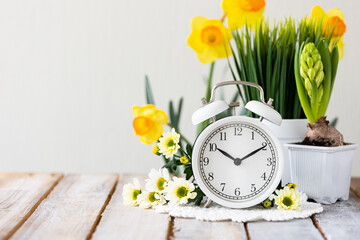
[228,17,334,119]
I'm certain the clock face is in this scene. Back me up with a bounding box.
[192,116,283,208]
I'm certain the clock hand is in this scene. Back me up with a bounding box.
[239,144,267,162]
[217,148,236,162]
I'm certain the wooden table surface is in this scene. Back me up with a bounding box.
[0,173,359,240]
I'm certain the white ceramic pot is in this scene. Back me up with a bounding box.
[263,119,308,186]
[285,143,358,204]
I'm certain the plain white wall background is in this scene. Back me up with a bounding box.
[0,0,359,175]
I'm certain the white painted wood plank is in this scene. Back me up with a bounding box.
[11,174,118,240]
[173,218,247,240]
[0,172,62,239]
[92,174,169,240]
[247,218,323,240]
[314,191,360,239]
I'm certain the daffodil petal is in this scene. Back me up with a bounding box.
[326,8,345,21]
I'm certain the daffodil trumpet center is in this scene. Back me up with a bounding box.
[325,16,346,37]
[239,0,265,12]
[176,186,188,198]
[201,26,223,46]
[133,116,152,135]
[156,177,166,190]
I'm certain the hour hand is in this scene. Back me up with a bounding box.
[217,148,236,161]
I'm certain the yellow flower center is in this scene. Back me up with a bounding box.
[180,156,189,164]
[239,0,265,12]
[201,26,223,46]
[133,116,152,135]
[132,189,141,200]
[325,16,346,37]
[156,177,166,190]
[166,139,175,148]
[282,196,293,207]
[176,186,188,198]
[148,192,157,202]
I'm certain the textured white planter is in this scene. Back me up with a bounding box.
[285,143,358,204]
[264,119,308,186]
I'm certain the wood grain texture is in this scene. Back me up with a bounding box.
[92,174,170,240]
[172,218,247,240]
[351,178,360,198]
[247,218,323,240]
[0,172,62,239]
[10,174,118,240]
[313,191,360,240]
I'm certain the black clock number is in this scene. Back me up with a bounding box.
[203,157,209,166]
[234,187,241,196]
[220,132,227,141]
[251,131,255,140]
[234,127,242,136]
[251,184,256,192]
[209,143,217,152]
[267,157,272,166]
[220,183,226,191]
[262,142,267,150]
[208,172,214,181]
[261,172,266,181]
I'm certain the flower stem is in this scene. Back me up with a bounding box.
[205,62,215,102]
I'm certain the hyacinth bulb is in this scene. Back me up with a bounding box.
[300,43,325,100]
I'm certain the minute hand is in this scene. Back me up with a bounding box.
[239,144,267,162]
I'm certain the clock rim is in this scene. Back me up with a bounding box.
[191,116,284,209]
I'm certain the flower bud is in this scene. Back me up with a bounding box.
[300,42,325,98]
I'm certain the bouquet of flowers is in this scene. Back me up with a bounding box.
[124,1,346,210]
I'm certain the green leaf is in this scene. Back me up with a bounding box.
[145,75,155,105]
[169,100,176,129]
[330,45,339,94]
[330,117,338,127]
[184,166,193,180]
[317,39,332,118]
[294,42,315,122]
[186,144,192,157]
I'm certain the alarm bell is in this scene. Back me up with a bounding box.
[192,100,229,125]
[192,80,283,126]
[245,100,282,126]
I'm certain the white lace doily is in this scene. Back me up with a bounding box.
[155,201,323,222]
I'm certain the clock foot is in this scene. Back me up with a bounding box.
[204,199,213,208]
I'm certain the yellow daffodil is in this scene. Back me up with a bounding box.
[307,5,346,59]
[132,105,168,144]
[187,16,232,64]
[221,0,266,30]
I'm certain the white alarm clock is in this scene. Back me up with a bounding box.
[191,81,284,209]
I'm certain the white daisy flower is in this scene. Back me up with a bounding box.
[137,191,166,208]
[157,128,180,159]
[122,178,142,206]
[145,168,170,193]
[274,186,302,210]
[165,177,197,206]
